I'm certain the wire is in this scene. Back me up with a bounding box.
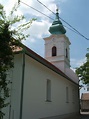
[64,25,80,35]
[37,0,89,40]
[37,0,55,15]
[37,0,80,35]
[20,1,54,20]
[20,1,80,35]
[20,1,89,40]
[60,17,89,40]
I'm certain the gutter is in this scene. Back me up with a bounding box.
[19,51,25,119]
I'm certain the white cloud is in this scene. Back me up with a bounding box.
[1,0,66,56]
[29,20,51,38]
[0,0,64,25]
[70,58,86,69]
[18,0,58,19]
[70,58,87,74]
[30,38,35,43]
[0,0,18,15]
[76,58,86,66]
[1,0,66,17]
[21,19,51,44]
[1,1,52,37]
[59,0,67,2]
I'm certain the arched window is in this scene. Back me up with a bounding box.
[52,46,57,56]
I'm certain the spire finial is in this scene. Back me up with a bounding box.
[56,8,59,13]
[55,7,59,20]
[56,4,59,13]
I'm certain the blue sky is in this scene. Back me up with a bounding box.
[1,0,89,95]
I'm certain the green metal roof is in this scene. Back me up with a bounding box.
[49,9,66,35]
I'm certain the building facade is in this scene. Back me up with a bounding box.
[3,9,79,119]
[81,93,89,112]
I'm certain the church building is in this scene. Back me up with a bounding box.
[4,9,79,119]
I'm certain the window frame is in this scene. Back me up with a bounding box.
[46,79,51,102]
[52,46,57,56]
[66,48,68,58]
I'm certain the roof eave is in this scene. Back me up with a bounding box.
[23,46,78,86]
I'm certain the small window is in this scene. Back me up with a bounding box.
[66,48,68,58]
[52,46,57,56]
[66,87,69,103]
[46,79,51,102]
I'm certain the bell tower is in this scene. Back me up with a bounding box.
[44,9,71,72]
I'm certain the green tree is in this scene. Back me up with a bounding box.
[0,3,35,118]
[76,49,89,84]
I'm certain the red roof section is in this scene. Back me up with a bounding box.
[81,93,89,100]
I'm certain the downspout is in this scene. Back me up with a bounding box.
[19,51,25,119]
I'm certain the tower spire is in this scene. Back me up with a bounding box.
[55,8,59,21]
[49,8,66,35]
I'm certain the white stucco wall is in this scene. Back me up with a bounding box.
[44,34,79,84]
[22,54,79,119]
[44,34,71,71]
[10,54,23,119]
[3,54,23,119]
[4,53,79,119]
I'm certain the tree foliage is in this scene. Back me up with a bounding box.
[0,3,35,118]
[76,51,89,84]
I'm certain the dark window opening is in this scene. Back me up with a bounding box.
[52,46,57,56]
[66,48,68,58]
